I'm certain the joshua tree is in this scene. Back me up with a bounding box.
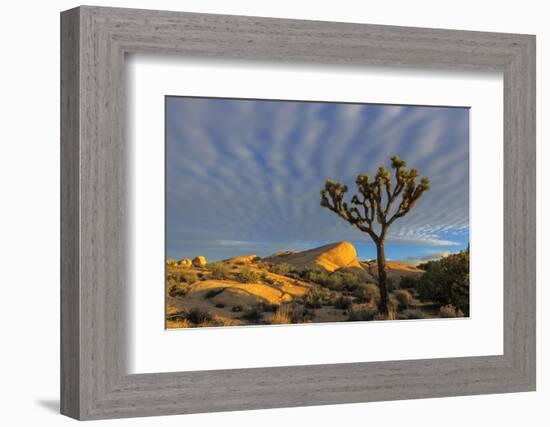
[320,156,430,318]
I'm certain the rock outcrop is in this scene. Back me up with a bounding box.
[178,258,192,268]
[265,241,363,273]
[192,256,207,267]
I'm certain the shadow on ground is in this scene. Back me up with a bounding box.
[35,399,59,414]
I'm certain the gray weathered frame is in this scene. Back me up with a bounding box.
[60,5,536,420]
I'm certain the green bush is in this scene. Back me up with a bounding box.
[399,276,419,289]
[325,274,344,289]
[353,283,380,305]
[300,268,329,284]
[299,268,362,292]
[269,262,294,276]
[417,249,469,315]
[303,288,323,309]
[339,272,360,291]
[173,271,199,284]
[236,267,260,283]
[206,262,231,280]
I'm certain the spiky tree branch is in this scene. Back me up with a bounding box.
[320,155,429,238]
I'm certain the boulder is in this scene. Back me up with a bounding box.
[192,256,207,267]
[178,258,192,268]
[222,254,259,265]
[264,241,361,273]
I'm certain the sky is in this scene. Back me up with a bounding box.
[166,96,469,263]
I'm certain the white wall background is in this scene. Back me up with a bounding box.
[0,0,546,425]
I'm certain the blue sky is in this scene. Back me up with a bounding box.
[166,97,469,263]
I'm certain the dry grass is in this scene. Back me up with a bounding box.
[271,306,292,324]
[439,304,464,318]
[394,289,413,309]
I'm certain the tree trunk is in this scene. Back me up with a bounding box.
[376,240,391,317]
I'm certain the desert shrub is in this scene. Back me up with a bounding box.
[204,288,224,299]
[206,262,231,280]
[241,307,263,322]
[399,276,419,289]
[166,310,187,322]
[353,283,380,305]
[289,303,313,323]
[348,307,378,321]
[386,277,397,293]
[186,308,213,325]
[168,285,188,298]
[394,289,413,309]
[339,272,360,291]
[231,305,243,313]
[333,296,353,310]
[303,288,323,309]
[173,271,199,284]
[324,274,344,290]
[269,262,293,276]
[299,269,362,291]
[214,302,226,308]
[417,249,469,315]
[166,258,177,266]
[398,309,427,320]
[272,303,313,324]
[236,267,260,283]
[439,304,464,318]
[300,268,328,283]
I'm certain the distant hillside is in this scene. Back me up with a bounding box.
[362,260,425,282]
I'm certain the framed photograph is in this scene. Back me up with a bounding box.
[61,6,535,420]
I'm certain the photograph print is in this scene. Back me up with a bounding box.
[165,96,470,329]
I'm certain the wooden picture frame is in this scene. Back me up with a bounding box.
[60,5,536,420]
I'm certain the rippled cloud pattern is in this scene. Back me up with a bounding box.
[166,97,469,262]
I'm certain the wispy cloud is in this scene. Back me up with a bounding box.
[166,97,469,261]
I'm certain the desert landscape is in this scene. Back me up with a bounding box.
[165,241,469,328]
[165,98,470,329]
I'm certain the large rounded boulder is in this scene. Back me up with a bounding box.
[178,258,192,268]
[192,256,207,267]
